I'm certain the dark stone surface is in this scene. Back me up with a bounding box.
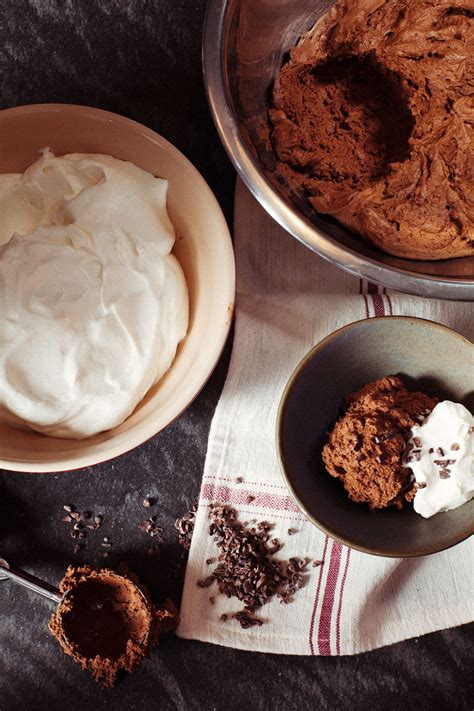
[0,1,472,709]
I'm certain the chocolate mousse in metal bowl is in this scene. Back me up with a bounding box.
[203,0,474,299]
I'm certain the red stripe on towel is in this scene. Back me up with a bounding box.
[203,475,288,491]
[200,484,301,512]
[317,540,343,655]
[372,293,385,317]
[309,536,329,655]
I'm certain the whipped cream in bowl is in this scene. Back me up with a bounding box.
[0,104,235,470]
[404,401,474,518]
[0,149,189,439]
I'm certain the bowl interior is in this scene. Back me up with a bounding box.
[277,317,474,556]
[0,104,234,472]
[218,0,474,284]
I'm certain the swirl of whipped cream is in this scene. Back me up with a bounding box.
[0,149,188,439]
[405,401,474,518]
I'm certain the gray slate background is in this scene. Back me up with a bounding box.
[0,1,472,709]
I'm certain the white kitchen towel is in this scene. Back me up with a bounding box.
[178,180,473,655]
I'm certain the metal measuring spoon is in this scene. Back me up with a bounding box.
[0,558,63,604]
[0,559,150,620]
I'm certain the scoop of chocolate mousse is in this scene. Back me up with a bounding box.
[48,565,178,687]
[322,376,437,510]
[270,0,474,260]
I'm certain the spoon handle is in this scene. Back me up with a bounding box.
[0,559,62,604]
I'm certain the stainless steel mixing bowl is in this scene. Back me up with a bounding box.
[203,0,474,300]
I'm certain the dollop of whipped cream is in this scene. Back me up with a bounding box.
[0,149,188,439]
[404,401,474,518]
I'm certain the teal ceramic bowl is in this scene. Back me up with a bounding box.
[277,317,474,557]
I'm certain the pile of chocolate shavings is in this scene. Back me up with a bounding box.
[197,505,309,629]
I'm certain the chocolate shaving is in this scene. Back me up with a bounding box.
[374,429,397,444]
[175,505,197,551]
[402,442,415,462]
[233,610,264,628]
[139,517,165,543]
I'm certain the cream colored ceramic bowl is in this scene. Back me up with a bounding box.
[0,104,235,472]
